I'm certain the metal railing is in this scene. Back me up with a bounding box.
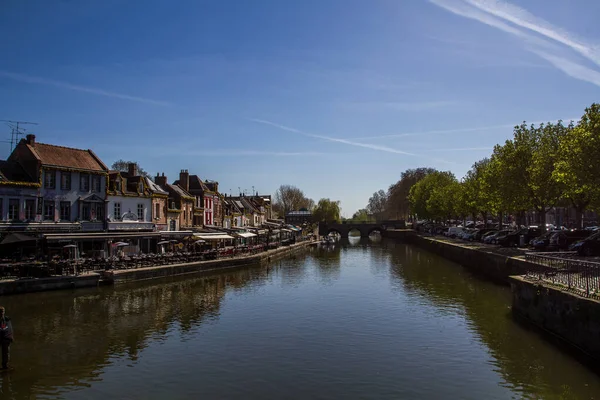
[524,252,600,297]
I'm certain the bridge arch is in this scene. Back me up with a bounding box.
[367,227,383,236]
[327,229,343,237]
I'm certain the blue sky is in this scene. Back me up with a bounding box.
[1,0,599,216]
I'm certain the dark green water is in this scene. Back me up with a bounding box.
[0,239,598,399]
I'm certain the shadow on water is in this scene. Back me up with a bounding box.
[384,240,600,399]
[0,266,271,399]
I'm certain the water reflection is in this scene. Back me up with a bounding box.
[386,241,600,399]
[0,267,267,399]
[0,242,597,399]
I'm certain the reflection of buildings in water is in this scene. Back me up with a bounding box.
[1,267,263,398]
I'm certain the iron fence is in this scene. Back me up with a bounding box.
[524,252,600,297]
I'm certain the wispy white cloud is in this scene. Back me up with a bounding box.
[250,118,457,164]
[0,70,172,106]
[429,0,600,88]
[463,0,600,67]
[530,50,600,87]
[250,118,417,156]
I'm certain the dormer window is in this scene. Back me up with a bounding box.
[115,179,121,192]
[138,181,143,192]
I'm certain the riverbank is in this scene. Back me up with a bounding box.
[385,229,530,284]
[103,240,313,284]
[386,229,600,362]
[0,241,314,295]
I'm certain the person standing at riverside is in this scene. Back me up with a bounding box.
[0,307,13,370]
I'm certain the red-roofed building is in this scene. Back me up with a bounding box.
[4,134,109,231]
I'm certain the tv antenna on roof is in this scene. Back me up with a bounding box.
[1,120,38,152]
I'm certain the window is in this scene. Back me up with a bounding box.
[60,201,71,221]
[137,204,144,220]
[44,170,56,189]
[94,204,104,220]
[82,204,90,220]
[92,175,101,193]
[80,174,89,191]
[114,203,121,220]
[60,172,71,190]
[115,179,121,192]
[44,201,55,221]
[155,203,160,219]
[8,199,19,221]
[189,209,192,222]
[25,200,35,220]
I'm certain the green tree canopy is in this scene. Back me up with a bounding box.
[385,168,436,220]
[313,198,341,222]
[409,171,457,220]
[555,104,600,225]
[366,190,387,219]
[351,209,373,222]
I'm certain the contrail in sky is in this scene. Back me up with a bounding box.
[0,70,172,106]
[250,118,457,164]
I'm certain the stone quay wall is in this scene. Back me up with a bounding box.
[384,229,600,361]
[103,241,314,284]
[510,276,600,361]
[0,273,101,295]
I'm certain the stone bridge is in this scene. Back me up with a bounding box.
[318,220,406,238]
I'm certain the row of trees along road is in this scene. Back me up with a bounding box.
[361,103,600,231]
[273,185,341,223]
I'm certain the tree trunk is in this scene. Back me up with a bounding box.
[539,208,547,233]
[575,207,584,229]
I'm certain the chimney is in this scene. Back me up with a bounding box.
[179,169,189,192]
[127,163,138,177]
[26,134,36,146]
[155,172,167,188]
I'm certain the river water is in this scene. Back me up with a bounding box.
[0,238,598,399]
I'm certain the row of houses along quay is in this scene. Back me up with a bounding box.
[0,134,309,280]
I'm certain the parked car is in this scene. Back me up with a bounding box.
[445,227,465,238]
[460,228,478,241]
[531,230,560,251]
[474,228,496,241]
[484,230,511,244]
[497,227,541,247]
[547,230,591,251]
[480,230,498,242]
[569,232,600,256]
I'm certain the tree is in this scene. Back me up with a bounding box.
[273,185,313,215]
[385,168,436,220]
[555,105,600,227]
[352,209,373,222]
[462,158,492,223]
[526,121,569,230]
[111,160,151,177]
[408,171,457,221]
[312,198,341,222]
[366,190,387,220]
